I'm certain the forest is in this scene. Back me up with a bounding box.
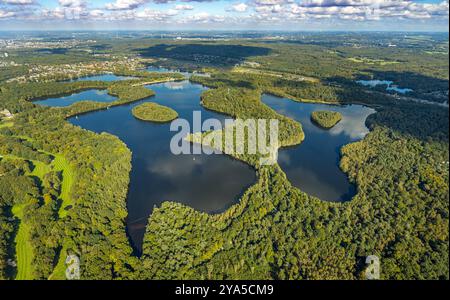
[132,102,179,123]
[0,71,184,280]
[311,111,342,129]
[0,33,448,280]
[140,83,449,280]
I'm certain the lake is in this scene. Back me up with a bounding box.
[36,72,376,252]
[69,74,136,82]
[38,74,256,253]
[147,65,192,78]
[357,79,413,94]
[262,94,376,202]
[35,89,117,107]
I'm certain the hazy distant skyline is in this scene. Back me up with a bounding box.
[1,0,449,31]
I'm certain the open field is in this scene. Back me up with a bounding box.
[11,204,34,280]
[1,149,74,279]
[51,155,74,218]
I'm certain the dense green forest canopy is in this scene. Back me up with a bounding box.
[132,102,178,123]
[0,32,448,280]
[137,44,272,68]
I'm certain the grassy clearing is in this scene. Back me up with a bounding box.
[51,155,74,218]
[12,203,34,280]
[11,155,52,280]
[347,57,400,66]
[48,245,68,280]
[0,121,13,129]
[29,159,52,178]
[19,150,74,217]
[425,51,449,55]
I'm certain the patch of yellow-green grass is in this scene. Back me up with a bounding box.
[0,121,13,129]
[425,51,449,55]
[0,155,48,280]
[29,154,75,279]
[12,203,35,281]
[48,245,68,280]
[7,145,75,218]
[347,57,399,66]
[10,158,51,281]
[29,159,53,179]
[0,154,53,179]
[51,155,74,218]
[28,153,74,218]
[1,134,74,278]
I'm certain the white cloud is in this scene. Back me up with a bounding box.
[0,9,15,18]
[105,0,147,11]
[89,9,105,18]
[0,0,448,27]
[135,8,178,19]
[250,0,450,22]
[230,3,248,12]
[181,11,226,23]
[58,0,86,8]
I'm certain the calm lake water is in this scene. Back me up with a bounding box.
[146,66,172,73]
[262,94,376,202]
[44,76,257,252]
[35,89,117,107]
[147,66,192,78]
[357,79,414,94]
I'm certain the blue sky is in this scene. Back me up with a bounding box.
[0,0,448,31]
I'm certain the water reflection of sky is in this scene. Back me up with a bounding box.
[262,94,376,202]
[162,81,192,90]
[328,107,372,139]
[147,66,192,78]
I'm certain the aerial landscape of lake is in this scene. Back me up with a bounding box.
[36,74,256,252]
[33,73,378,250]
[2,28,448,282]
[262,94,376,202]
